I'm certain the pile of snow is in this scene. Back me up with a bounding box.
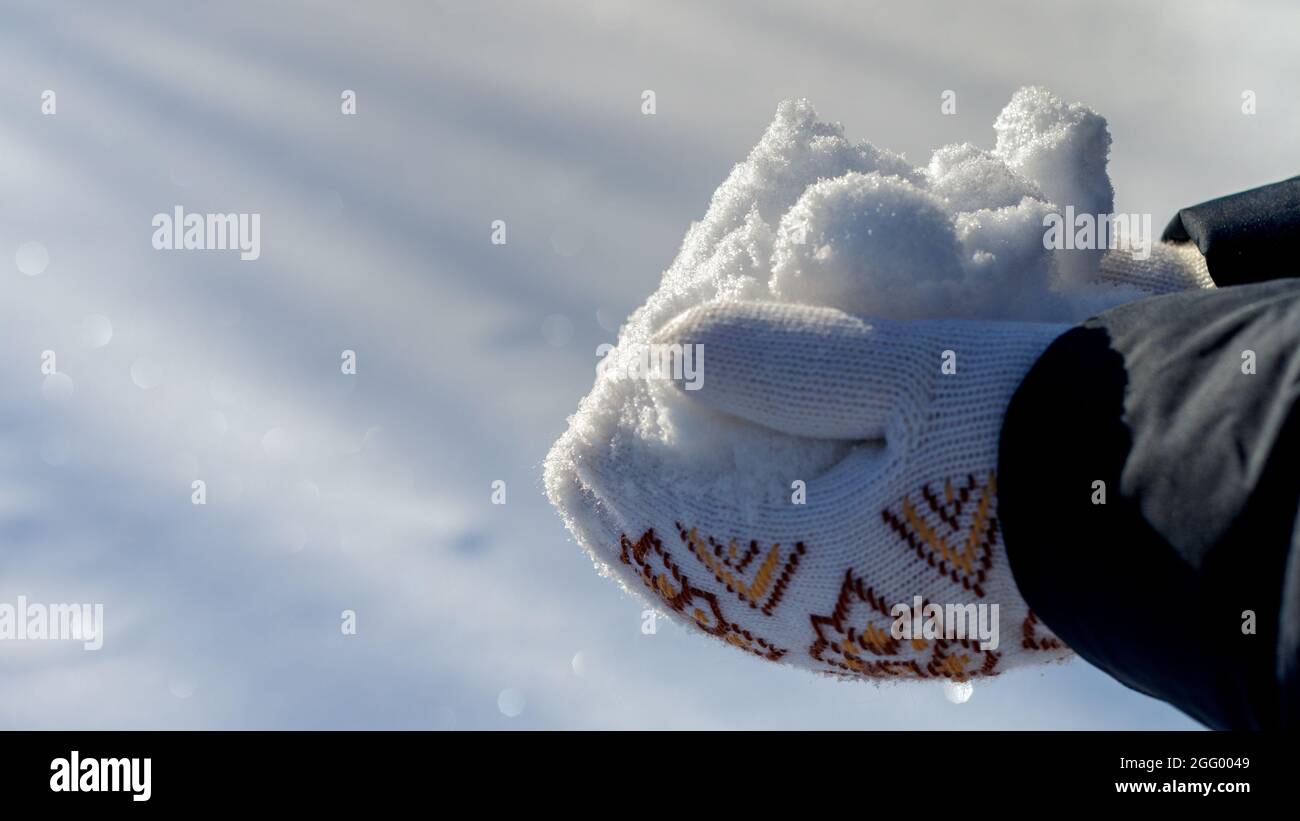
[547,87,1134,526]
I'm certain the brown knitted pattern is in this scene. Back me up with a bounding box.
[675,522,805,616]
[1022,610,1065,652]
[617,472,1069,677]
[619,529,786,661]
[880,472,998,598]
[809,568,1002,681]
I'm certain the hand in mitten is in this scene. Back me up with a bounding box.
[546,301,1074,681]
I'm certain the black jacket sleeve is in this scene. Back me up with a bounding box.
[999,179,1300,730]
[999,279,1300,730]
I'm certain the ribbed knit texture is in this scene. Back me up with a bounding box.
[1096,243,1214,295]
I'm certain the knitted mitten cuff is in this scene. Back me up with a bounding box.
[1095,242,1213,295]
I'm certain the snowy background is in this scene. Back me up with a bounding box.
[2,0,1295,729]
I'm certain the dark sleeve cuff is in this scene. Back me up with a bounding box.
[1162,175,1300,287]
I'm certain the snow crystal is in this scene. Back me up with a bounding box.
[770,171,968,319]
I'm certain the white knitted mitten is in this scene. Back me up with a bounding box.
[1095,242,1213,295]
[547,301,1076,681]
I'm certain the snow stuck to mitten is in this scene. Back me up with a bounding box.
[546,87,1134,566]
